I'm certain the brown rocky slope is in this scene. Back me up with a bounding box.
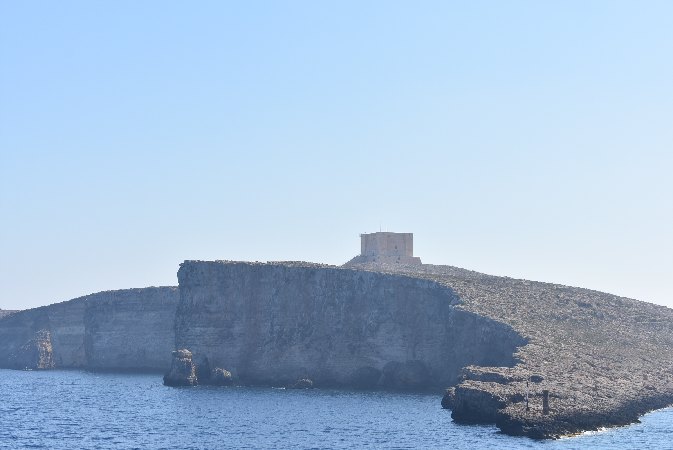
[344,260,673,439]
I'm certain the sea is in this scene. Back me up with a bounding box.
[0,370,671,449]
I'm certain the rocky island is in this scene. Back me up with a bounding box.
[1,232,671,439]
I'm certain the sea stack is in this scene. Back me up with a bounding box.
[163,349,198,387]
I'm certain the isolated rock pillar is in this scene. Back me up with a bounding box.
[163,349,198,386]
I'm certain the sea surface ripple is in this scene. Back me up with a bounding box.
[0,370,671,449]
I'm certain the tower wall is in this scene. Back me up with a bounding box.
[360,232,414,257]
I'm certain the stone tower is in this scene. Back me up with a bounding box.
[344,232,422,266]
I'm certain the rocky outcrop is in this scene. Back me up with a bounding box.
[289,378,314,389]
[208,367,233,386]
[347,260,673,438]
[10,329,55,370]
[0,298,87,369]
[451,384,507,424]
[163,349,197,386]
[175,261,527,390]
[441,387,456,409]
[0,287,179,371]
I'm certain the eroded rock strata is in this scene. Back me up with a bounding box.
[0,287,179,371]
[10,329,55,370]
[345,261,673,439]
[0,297,88,368]
[175,261,526,389]
[84,288,178,370]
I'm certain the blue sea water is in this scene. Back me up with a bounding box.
[0,370,671,449]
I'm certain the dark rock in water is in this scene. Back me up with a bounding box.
[379,361,430,389]
[290,378,314,389]
[11,329,54,370]
[163,349,197,386]
[350,366,381,389]
[450,385,506,424]
[209,368,233,386]
[441,387,456,409]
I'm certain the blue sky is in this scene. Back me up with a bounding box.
[1,1,672,310]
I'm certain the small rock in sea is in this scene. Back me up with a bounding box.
[290,378,314,389]
[209,367,233,386]
[441,387,456,409]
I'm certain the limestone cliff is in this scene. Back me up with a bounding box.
[0,287,179,371]
[84,287,179,370]
[175,261,527,389]
[0,298,88,368]
[0,309,17,319]
[10,329,55,370]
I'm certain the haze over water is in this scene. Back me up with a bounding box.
[1,370,670,449]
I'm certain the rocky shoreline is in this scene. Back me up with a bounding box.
[1,259,671,439]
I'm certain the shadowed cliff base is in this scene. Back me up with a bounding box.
[175,261,527,391]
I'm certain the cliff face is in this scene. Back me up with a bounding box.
[0,287,179,371]
[0,309,17,319]
[84,287,179,370]
[0,299,87,369]
[175,261,527,389]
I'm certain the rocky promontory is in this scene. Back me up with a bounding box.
[345,260,673,438]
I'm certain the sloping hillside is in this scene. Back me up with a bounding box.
[345,261,673,438]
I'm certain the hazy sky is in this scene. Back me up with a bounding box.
[1,1,672,310]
